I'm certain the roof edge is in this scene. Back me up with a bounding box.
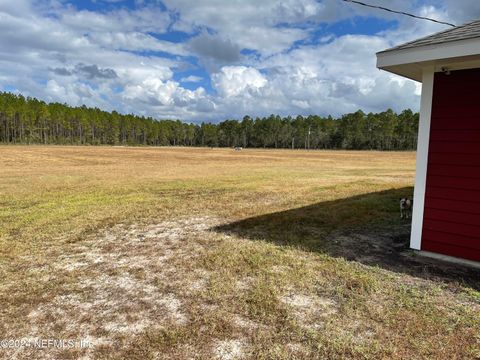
[377,36,480,68]
[378,19,480,55]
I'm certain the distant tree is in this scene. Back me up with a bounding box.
[240,116,254,148]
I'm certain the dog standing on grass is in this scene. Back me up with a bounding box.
[400,198,413,219]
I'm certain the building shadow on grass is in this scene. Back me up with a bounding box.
[213,187,480,290]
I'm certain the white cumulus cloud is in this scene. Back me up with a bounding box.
[212,66,267,97]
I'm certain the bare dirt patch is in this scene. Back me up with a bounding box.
[280,293,337,329]
[4,216,220,360]
[214,339,244,360]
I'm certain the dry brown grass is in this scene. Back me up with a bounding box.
[0,145,478,359]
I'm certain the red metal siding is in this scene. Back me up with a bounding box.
[422,68,480,262]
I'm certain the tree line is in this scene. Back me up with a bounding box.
[0,92,418,150]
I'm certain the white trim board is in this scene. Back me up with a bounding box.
[377,37,480,68]
[377,37,480,81]
[410,67,434,251]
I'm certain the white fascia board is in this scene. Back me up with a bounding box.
[410,66,434,251]
[377,37,480,69]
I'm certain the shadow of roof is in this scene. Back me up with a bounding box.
[213,187,480,290]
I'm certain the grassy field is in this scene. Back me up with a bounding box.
[0,146,478,359]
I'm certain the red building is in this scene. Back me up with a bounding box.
[377,20,480,265]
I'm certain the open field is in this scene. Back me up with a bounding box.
[0,146,478,359]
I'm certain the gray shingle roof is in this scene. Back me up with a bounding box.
[378,19,480,53]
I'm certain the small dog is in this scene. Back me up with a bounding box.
[400,198,413,219]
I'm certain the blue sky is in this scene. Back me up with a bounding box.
[0,0,479,122]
